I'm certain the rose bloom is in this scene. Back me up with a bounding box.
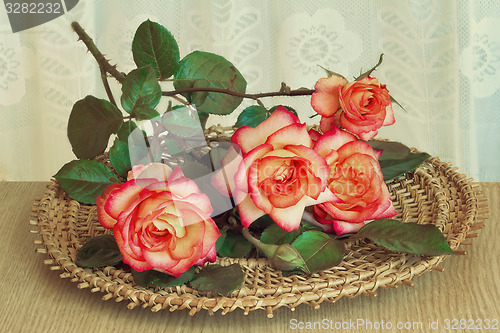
[311,75,395,140]
[313,128,397,235]
[96,163,220,277]
[215,106,337,232]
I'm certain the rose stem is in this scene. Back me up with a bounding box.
[71,21,316,102]
[71,22,126,83]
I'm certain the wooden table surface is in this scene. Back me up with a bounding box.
[1,182,498,333]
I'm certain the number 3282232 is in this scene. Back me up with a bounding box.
[5,2,62,14]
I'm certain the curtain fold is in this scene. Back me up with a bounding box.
[0,0,498,181]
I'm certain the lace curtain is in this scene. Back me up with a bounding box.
[0,0,499,181]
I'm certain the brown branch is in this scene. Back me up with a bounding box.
[71,22,316,103]
[161,87,315,100]
[71,21,126,83]
[99,67,117,107]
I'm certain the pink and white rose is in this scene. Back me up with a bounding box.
[96,163,220,277]
[311,76,395,140]
[313,128,397,235]
[214,106,337,231]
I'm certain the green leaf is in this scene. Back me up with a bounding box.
[181,152,213,179]
[54,160,117,204]
[189,264,244,296]
[380,152,431,181]
[217,230,253,258]
[109,138,131,179]
[76,235,122,268]
[133,107,160,120]
[162,106,204,137]
[174,51,247,115]
[300,220,324,231]
[291,231,345,273]
[67,95,123,159]
[367,140,411,161]
[197,111,209,129]
[358,219,455,256]
[235,105,268,127]
[121,66,161,114]
[190,79,210,106]
[132,19,180,80]
[260,224,303,245]
[132,266,196,288]
[367,141,430,181]
[235,105,299,128]
[117,121,138,141]
[247,214,274,232]
[268,105,299,117]
[126,123,151,166]
[215,229,227,253]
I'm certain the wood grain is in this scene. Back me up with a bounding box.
[0,182,498,333]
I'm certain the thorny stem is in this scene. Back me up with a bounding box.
[72,21,316,104]
[161,87,315,101]
[72,22,126,83]
[99,67,117,107]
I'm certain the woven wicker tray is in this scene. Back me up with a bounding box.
[31,155,488,317]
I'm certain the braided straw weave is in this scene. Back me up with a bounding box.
[30,132,489,317]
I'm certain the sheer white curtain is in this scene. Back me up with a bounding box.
[0,0,499,181]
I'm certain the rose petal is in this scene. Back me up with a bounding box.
[166,257,201,277]
[358,130,379,141]
[127,163,173,182]
[237,195,266,228]
[247,161,274,213]
[233,144,274,200]
[331,219,366,235]
[358,76,380,86]
[370,184,398,219]
[311,76,348,117]
[268,200,307,231]
[96,183,120,229]
[168,215,205,260]
[336,141,380,162]
[267,187,303,208]
[265,123,312,149]
[211,144,243,197]
[340,111,384,134]
[284,145,329,196]
[177,192,214,218]
[383,103,395,126]
[308,129,322,143]
[105,179,156,219]
[195,245,217,266]
[313,128,356,158]
[270,189,339,232]
[319,111,341,133]
[114,220,153,272]
[197,221,220,259]
[142,248,188,276]
[231,106,300,154]
[318,201,376,223]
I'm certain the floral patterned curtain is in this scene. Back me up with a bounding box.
[0,0,498,181]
